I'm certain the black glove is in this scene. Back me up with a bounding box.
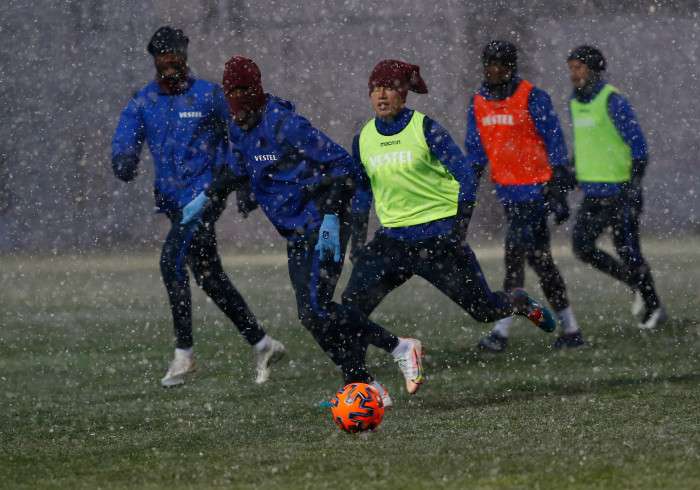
[452,201,475,243]
[112,154,139,182]
[543,166,575,225]
[235,181,258,218]
[543,184,570,225]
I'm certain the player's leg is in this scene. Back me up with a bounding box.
[159,214,198,386]
[416,236,556,333]
[523,203,584,348]
[612,204,666,329]
[287,235,373,385]
[341,233,423,394]
[341,233,411,347]
[479,202,528,352]
[573,196,632,285]
[188,205,284,384]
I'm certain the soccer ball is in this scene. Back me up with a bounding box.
[329,383,385,433]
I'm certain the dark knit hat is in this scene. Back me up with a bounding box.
[147,26,189,57]
[567,45,606,72]
[368,60,428,97]
[482,40,517,70]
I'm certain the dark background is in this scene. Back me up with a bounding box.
[1,0,697,253]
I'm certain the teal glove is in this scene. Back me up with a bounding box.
[181,192,209,225]
[314,214,341,262]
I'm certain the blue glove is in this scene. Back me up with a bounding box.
[180,192,210,225]
[314,214,341,262]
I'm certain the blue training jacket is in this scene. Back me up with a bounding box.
[227,95,354,239]
[111,77,229,212]
[465,78,570,204]
[569,80,649,197]
[351,107,478,241]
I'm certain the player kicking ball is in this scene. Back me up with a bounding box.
[181,56,423,405]
[342,59,557,353]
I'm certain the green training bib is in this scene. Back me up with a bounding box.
[571,84,632,183]
[358,111,459,228]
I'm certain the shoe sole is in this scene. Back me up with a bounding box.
[405,341,424,395]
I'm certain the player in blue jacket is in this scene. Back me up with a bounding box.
[341,59,556,357]
[567,46,666,329]
[111,27,284,388]
[181,56,423,404]
[465,41,583,352]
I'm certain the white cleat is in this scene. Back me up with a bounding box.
[254,337,286,384]
[638,306,668,330]
[370,380,393,409]
[393,338,424,395]
[160,349,196,387]
[631,291,645,318]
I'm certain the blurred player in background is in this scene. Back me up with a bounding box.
[567,45,666,329]
[181,56,424,406]
[342,59,557,354]
[111,27,284,387]
[465,41,584,352]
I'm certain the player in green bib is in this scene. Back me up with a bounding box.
[567,46,665,329]
[341,60,557,363]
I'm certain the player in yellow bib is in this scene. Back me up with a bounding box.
[341,60,557,363]
[567,46,665,329]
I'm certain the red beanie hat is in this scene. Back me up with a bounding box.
[368,59,428,98]
[222,56,266,117]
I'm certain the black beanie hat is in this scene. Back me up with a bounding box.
[147,26,189,57]
[567,45,606,72]
[482,40,518,70]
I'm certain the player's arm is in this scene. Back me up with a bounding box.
[277,112,353,262]
[608,92,648,212]
[349,133,373,261]
[111,94,145,182]
[181,146,249,225]
[424,115,478,237]
[464,97,488,185]
[529,88,575,223]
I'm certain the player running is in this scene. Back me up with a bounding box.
[465,41,584,352]
[111,27,284,387]
[566,46,666,329]
[341,59,556,351]
[181,56,423,405]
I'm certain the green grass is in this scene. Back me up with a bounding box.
[1,239,699,489]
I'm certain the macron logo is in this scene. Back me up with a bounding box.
[179,111,202,118]
[482,114,514,126]
[254,154,278,162]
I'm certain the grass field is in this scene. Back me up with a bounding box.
[2,239,699,489]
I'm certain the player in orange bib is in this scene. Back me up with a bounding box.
[466,41,584,351]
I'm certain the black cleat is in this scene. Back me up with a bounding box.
[477,332,509,353]
[552,331,586,349]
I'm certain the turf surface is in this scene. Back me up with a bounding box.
[2,239,699,489]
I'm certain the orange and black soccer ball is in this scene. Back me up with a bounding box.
[330,383,385,433]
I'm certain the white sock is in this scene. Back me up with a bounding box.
[493,316,515,338]
[557,306,580,334]
[175,347,193,358]
[391,338,411,358]
[253,334,271,352]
